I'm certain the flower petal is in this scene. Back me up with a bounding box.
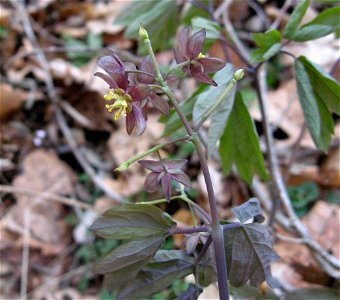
[191,64,217,86]
[177,26,191,59]
[110,73,129,91]
[125,109,135,135]
[172,171,192,188]
[196,57,226,74]
[94,72,118,89]
[139,56,155,84]
[161,173,173,202]
[97,55,124,76]
[124,62,138,85]
[174,47,186,64]
[104,49,125,69]
[138,160,163,172]
[144,172,160,192]
[149,94,170,116]
[131,104,147,135]
[187,28,206,59]
[129,84,150,101]
[163,159,188,171]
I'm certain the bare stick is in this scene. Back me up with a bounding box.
[20,208,30,300]
[0,184,97,212]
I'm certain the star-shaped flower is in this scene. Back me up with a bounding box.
[174,27,226,86]
[139,159,191,202]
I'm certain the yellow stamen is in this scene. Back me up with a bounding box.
[197,52,205,58]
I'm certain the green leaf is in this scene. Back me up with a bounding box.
[283,0,310,39]
[230,284,278,300]
[219,92,270,185]
[116,0,179,53]
[116,250,194,300]
[285,288,340,300]
[295,58,335,151]
[250,30,282,63]
[224,223,278,288]
[193,64,236,155]
[231,198,265,224]
[291,6,340,41]
[181,0,210,25]
[162,84,207,136]
[90,204,176,239]
[298,56,340,115]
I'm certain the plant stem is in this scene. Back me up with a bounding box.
[115,135,190,171]
[166,60,191,76]
[142,31,230,300]
[125,69,156,79]
[170,226,209,235]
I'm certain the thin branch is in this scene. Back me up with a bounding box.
[20,208,30,300]
[0,184,97,212]
[270,0,293,30]
[195,235,212,263]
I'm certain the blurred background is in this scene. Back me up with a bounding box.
[0,0,339,299]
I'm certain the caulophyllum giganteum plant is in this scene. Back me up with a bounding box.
[90,25,278,300]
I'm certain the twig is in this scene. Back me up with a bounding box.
[0,184,97,212]
[20,208,30,300]
[195,235,212,263]
[170,226,209,235]
[4,45,142,70]
[270,0,293,30]
[13,0,122,202]
[60,100,95,129]
[283,123,306,183]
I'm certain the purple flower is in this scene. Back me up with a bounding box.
[138,56,170,116]
[174,27,226,86]
[94,50,150,135]
[138,159,191,202]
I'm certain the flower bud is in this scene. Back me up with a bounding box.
[139,24,149,40]
[234,68,245,81]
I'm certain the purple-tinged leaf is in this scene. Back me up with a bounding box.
[90,204,176,239]
[144,172,160,192]
[94,235,164,274]
[231,198,264,224]
[224,223,279,288]
[185,234,200,255]
[116,250,194,300]
[138,160,163,172]
[177,284,203,300]
[187,28,206,59]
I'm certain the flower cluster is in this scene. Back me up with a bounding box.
[138,158,191,202]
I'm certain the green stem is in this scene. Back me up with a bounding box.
[166,60,191,76]
[115,135,190,171]
[125,69,155,79]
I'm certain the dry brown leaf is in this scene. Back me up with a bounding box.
[319,147,340,188]
[274,201,339,288]
[173,208,194,247]
[2,149,76,254]
[0,83,28,121]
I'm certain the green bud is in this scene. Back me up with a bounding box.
[139,23,149,40]
[234,68,245,81]
[114,162,129,172]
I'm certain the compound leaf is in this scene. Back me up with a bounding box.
[250,30,281,63]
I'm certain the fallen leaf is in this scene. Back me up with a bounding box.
[0,83,28,121]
